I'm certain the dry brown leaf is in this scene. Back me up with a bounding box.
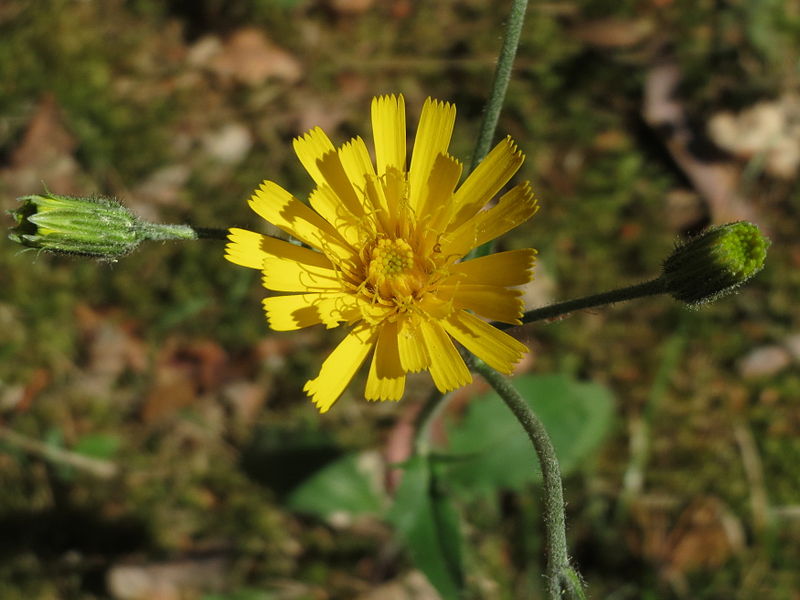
[708,96,800,179]
[327,0,375,15]
[223,379,268,426]
[628,495,744,595]
[665,496,745,574]
[209,28,302,86]
[571,18,655,49]
[1,94,83,199]
[643,63,763,228]
[141,363,197,424]
[107,555,228,600]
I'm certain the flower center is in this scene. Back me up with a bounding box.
[366,237,420,302]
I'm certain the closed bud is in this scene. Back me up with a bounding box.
[662,221,769,305]
[8,192,196,260]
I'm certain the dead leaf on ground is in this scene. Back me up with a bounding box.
[663,497,745,594]
[354,570,440,600]
[107,555,228,600]
[708,95,800,179]
[223,379,269,427]
[570,18,655,49]
[643,63,764,229]
[327,0,375,16]
[0,94,84,200]
[140,337,228,424]
[628,495,745,595]
[75,304,148,380]
[208,28,303,86]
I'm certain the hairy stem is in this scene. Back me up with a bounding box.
[499,277,669,330]
[469,0,529,172]
[466,0,529,261]
[466,355,582,599]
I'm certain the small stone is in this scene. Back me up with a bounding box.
[783,333,800,361]
[202,123,253,165]
[738,345,791,378]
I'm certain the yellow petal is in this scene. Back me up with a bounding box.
[262,292,359,331]
[259,235,333,268]
[438,284,524,325]
[365,321,405,401]
[224,228,267,270]
[397,315,430,372]
[316,148,371,225]
[419,319,471,393]
[339,137,390,232]
[304,324,376,413]
[371,94,406,175]
[417,153,462,230]
[308,185,365,248]
[338,136,377,189]
[440,182,538,258]
[448,136,524,230]
[249,181,357,264]
[251,233,341,293]
[408,98,456,214]
[293,127,336,187]
[441,310,528,374]
[447,248,537,287]
[261,251,342,293]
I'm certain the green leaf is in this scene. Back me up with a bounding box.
[73,433,121,460]
[286,451,385,522]
[389,456,465,600]
[440,373,614,497]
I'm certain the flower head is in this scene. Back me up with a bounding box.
[226,95,537,412]
[8,192,198,260]
[662,221,769,305]
[9,192,146,259]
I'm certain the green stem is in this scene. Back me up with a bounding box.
[500,277,669,330]
[469,0,529,173]
[139,222,198,241]
[140,223,229,241]
[466,354,582,599]
[192,227,231,241]
[466,0,529,261]
[413,388,449,456]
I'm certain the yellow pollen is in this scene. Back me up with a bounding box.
[366,238,420,302]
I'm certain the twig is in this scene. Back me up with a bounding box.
[0,426,118,479]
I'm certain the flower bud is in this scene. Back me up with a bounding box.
[8,192,196,260]
[662,221,769,305]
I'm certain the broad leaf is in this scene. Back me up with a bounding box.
[440,373,614,497]
[389,456,465,600]
[286,451,385,522]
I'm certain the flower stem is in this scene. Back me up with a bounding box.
[142,224,229,241]
[468,0,529,172]
[467,0,528,261]
[501,276,669,330]
[465,354,583,599]
[413,387,449,456]
[191,227,231,241]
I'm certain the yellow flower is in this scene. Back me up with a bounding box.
[225,95,538,412]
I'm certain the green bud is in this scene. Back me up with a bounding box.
[662,221,769,305]
[8,192,197,260]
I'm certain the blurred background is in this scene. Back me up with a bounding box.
[1,1,798,598]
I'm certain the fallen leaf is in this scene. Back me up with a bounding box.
[209,28,302,86]
[665,496,745,574]
[643,63,764,228]
[327,0,375,16]
[107,555,228,600]
[1,94,83,198]
[571,18,655,49]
